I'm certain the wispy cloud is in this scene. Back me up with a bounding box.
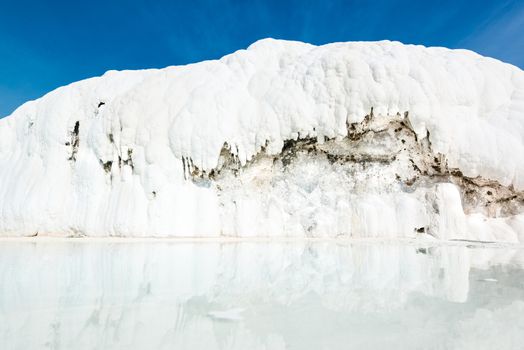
[459,0,524,68]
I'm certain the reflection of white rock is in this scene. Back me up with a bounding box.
[207,308,245,321]
[480,278,498,282]
[1,243,523,349]
[0,39,523,239]
[455,301,524,350]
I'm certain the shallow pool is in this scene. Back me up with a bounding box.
[1,241,523,349]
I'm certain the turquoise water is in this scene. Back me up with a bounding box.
[1,242,523,349]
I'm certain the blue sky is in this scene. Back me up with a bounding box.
[1,0,523,117]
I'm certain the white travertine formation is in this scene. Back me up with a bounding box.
[0,39,523,238]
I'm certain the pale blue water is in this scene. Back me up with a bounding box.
[1,242,523,349]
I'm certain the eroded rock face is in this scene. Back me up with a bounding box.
[186,111,522,239]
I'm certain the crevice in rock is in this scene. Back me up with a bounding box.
[99,159,113,174]
[122,148,134,171]
[68,121,80,162]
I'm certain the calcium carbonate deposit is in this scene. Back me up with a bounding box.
[0,39,523,239]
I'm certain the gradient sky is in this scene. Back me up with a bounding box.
[1,0,523,117]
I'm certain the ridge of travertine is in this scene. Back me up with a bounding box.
[0,38,523,239]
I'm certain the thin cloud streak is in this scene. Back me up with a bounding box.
[459,0,524,68]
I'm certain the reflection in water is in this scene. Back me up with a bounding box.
[1,242,524,349]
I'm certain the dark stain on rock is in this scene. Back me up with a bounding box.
[68,121,80,162]
[99,159,113,173]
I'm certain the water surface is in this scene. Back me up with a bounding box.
[1,241,523,349]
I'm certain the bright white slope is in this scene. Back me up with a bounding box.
[0,38,523,239]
